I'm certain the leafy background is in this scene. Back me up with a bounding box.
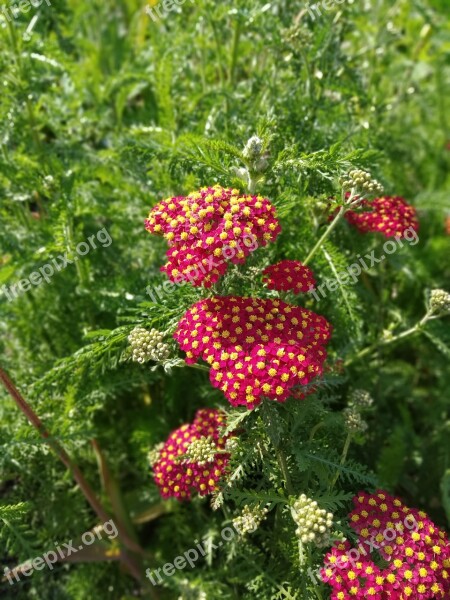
[0,0,449,598]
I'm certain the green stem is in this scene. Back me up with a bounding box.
[185,362,210,373]
[303,206,346,266]
[261,402,295,496]
[276,447,295,497]
[330,432,352,489]
[308,422,325,441]
[229,18,241,85]
[344,312,433,368]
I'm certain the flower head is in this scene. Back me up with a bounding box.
[128,327,170,363]
[242,136,263,160]
[345,196,419,238]
[291,494,334,547]
[262,260,316,293]
[174,296,332,408]
[340,169,384,198]
[152,409,229,500]
[145,185,281,287]
[343,407,368,434]
[348,389,373,409]
[233,504,268,536]
[429,289,450,315]
[321,490,450,600]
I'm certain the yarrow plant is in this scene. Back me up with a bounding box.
[128,327,170,363]
[1,3,449,600]
[345,196,420,238]
[174,296,332,407]
[232,504,268,536]
[321,491,450,600]
[144,185,281,287]
[152,409,229,499]
[262,260,316,294]
[291,494,334,547]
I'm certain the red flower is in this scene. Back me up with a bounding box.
[174,296,332,408]
[145,185,281,287]
[153,409,229,500]
[262,260,316,293]
[345,196,419,238]
[321,490,450,600]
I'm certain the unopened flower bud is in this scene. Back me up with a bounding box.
[291,495,334,547]
[184,436,217,465]
[343,407,368,433]
[348,389,373,409]
[243,136,263,160]
[148,443,164,468]
[429,289,450,315]
[233,504,268,536]
[128,327,170,363]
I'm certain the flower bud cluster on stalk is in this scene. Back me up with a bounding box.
[340,169,384,200]
[291,494,334,547]
[128,327,170,363]
[429,289,450,315]
[233,504,268,536]
[343,389,374,434]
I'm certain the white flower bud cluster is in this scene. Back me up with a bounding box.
[242,136,268,174]
[291,495,334,547]
[348,389,373,409]
[128,327,170,363]
[184,436,217,465]
[429,289,450,315]
[343,407,368,433]
[233,504,268,536]
[148,442,164,468]
[225,437,239,453]
[340,169,383,197]
[243,136,263,160]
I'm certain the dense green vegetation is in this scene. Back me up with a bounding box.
[0,0,449,598]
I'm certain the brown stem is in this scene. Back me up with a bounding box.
[0,366,151,591]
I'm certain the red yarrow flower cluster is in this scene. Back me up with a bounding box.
[262,260,316,293]
[153,409,229,500]
[321,490,450,600]
[144,185,281,287]
[345,196,419,238]
[174,296,332,408]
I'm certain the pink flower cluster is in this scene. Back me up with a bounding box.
[174,296,332,408]
[145,185,281,287]
[321,490,450,600]
[345,196,419,238]
[262,260,316,293]
[153,409,229,500]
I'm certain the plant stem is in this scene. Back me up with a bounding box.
[0,367,153,592]
[261,401,295,496]
[186,362,210,373]
[330,432,352,489]
[308,421,325,441]
[303,206,346,266]
[344,312,434,367]
[276,447,295,497]
[229,18,241,85]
